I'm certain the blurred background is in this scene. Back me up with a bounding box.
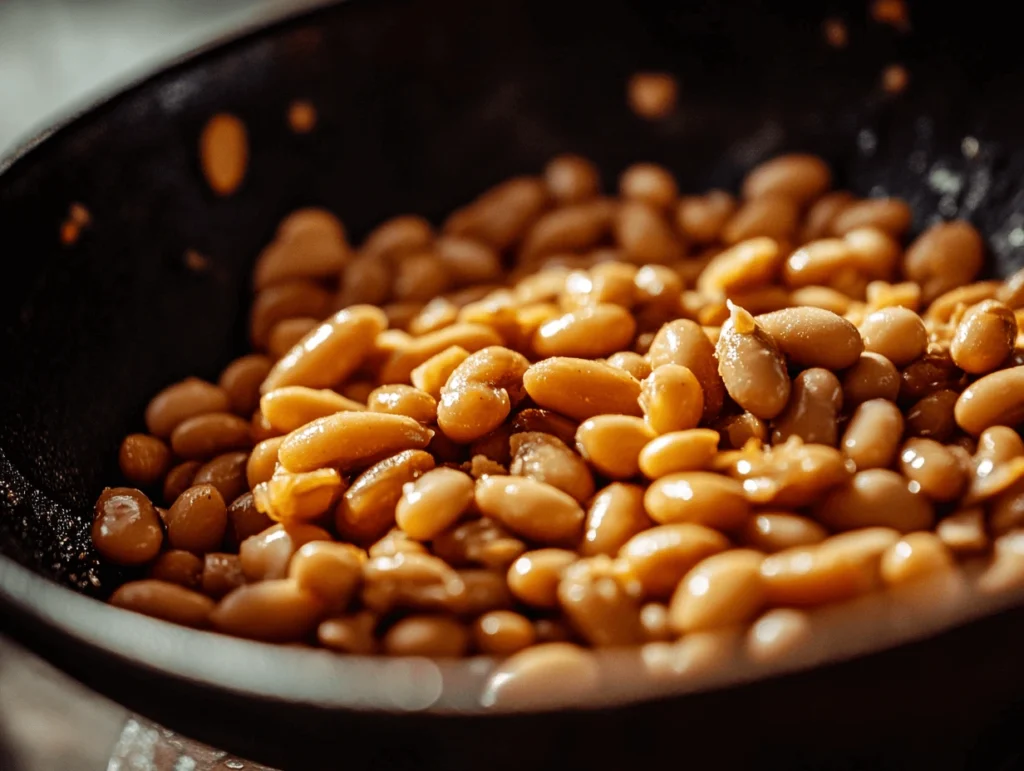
[0,3,323,768]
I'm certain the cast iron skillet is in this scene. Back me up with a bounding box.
[4,0,1024,768]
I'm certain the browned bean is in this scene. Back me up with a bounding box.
[200,553,246,599]
[757,307,864,370]
[669,549,766,633]
[438,346,530,443]
[675,190,736,245]
[473,611,537,655]
[253,467,343,524]
[163,461,201,505]
[644,472,749,529]
[239,522,331,581]
[396,467,475,541]
[246,437,284,490]
[954,366,1024,436]
[618,523,729,598]
[647,319,725,422]
[170,412,250,460]
[255,211,348,288]
[841,398,904,470]
[211,580,324,642]
[524,357,642,421]
[620,163,678,210]
[906,389,960,442]
[899,438,967,502]
[250,280,331,350]
[165,484,227,553]
[639,429,720,478]
[557,556,645,646]
[118,434,171,487]
[193,451,248,504]
[740,512,828,553]
[575,415,654,479]
[219,354,272,415]
[279,412,433,473]
[335,450,435,544]
[92,487,164,565]
[950,300,1016,374]
[721,197,799,245]
[544,154,601,205]
[771,368,843,447]
[475,475,584,546]
[110,580,215,628]
[842,352,900,406]
[859,307,928,367]
[903,220,984,303]
[509,432,594,503]
[742,154,831,206]
[145,378,230,438]
[149,550,203,589]
[814,469,935,532]
[716,302,791,419]
[614,201,683,265]
[830,198,912,238]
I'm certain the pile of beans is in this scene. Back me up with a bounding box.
[95,152,1024,673]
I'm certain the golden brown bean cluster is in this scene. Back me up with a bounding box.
[98,152,1024,671]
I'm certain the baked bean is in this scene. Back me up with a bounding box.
[288,541,365,611]
[201,553,246,599]
[950,300,1016,374]
[335,450,435,544]
[880,532,955,585]
[906,389,960,441]
[627,72,678,120]
[714,412,770,449]
[865,280,921,313]
[250,280,331,350]
[218,354,272,416]
[249,409,280,444]
[844,228,901,281]
[361,551,464,614]
[437,346,529,443]
[800,191,853,242]
[366,384,437,424]
[469,423,513,466]
[859,307,928,367]
[743,154,831,206]
[716,302,791,420]
[118,434,171,487]
[473,610,537,655]
[145,378,230,438]
[392,253,450,303]
[166,484,227,553]
[675,190,736,245]
[747,608,813,664]
[614,201,683,265]
[193,451,249,503]
[267,318,319,360]
[901,352,966,404]
[279,412,432,473]
[533,304,636,358]
[370,527,428,559]
[725,437,852,508]
[578,484,650,557]
[475,475,584,546]
[507,549,577,608]
[575,415,655,479]
[447,569,514,616]
[669,549,766,633]
[509,432,594,503]
[903,220,985,303]
[558,556,645,646]
[954,366,1024,436]
[170,412,250,460]
[520,200,614,263]
[647,319,725,422]
[562,263,636,309]
[149,550,203,589]
[760,527,898,606]
[842,352,900,406]
[721,197,799,245]
[396,467,475,541]
[110,580,215,628]
[989,477,1024,535]
[619,164,678,210]
[211,580,324,642]
[978,530,1024,594]
[511,409,579,447]
[239,522,331,581]
[533,619,574,644]
[246,437,284,489]
[318,612,378,654]
[771,368,843,447]
[336,252,391,308]
[446,177,550,251]
[740,512,828,553]
[936,508,988,555]
[782,238,853,289]
[899,438,967,502]
[410,345,471,399]
[253,467,343,524]
[757,307,863,370]
[544,154,601,205]
[644,472,749,529]
[481,642,601,707]
[639,602,672,642]
[639,429,720,478]
[618,523,728,598]
[361,215,432,262]
[257,210,346,283]
[408,297,459,336]
[786,286,852,316]
[975,425,1024,466]
[432,238,502,291]
[163,461,201,505]
[814,469,934,532]
[524,357,642,421]
[639,366,704,437]
[697,237,781,298]
[830,198,912,237]
[380,323,503,385]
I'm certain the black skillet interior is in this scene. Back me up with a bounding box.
[4,0,1024,768]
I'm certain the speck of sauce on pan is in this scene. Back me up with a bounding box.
[200,113,248,197]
